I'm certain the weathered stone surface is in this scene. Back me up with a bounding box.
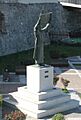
[0,3,61,56]
[0,2,81,56]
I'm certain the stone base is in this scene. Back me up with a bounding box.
[27,65,54,93]
[4,86,79,119]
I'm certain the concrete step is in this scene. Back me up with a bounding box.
[17,86,64,100]
[9,93,71,110]
[10,92,70,109]
[4,98,79,119]
[19,100,79,118]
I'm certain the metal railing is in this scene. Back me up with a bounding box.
[59,0,81,5]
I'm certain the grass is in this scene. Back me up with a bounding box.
[0,42,81,74]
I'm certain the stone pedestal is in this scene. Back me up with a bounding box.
[4,65,79,119]
[27,65,54,92]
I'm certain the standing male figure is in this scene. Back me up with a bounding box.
[33,12,52,65]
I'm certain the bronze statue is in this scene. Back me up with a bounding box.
[33,12,52,65]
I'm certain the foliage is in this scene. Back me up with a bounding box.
[0,49,34,74]
[52,113,65,120]
[48,42,81,58]
[50,50,61,59]
[0,42,81,74]
[50,50,67,59]
[53,77,59,86]
[62,88,69,93]
[4,110,26,120]
[0,95,3,107]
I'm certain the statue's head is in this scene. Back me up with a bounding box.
[39,12,52,29]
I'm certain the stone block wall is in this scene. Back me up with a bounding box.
[0,2,81,56]
[0,2,63,56]
[63,7,81,32]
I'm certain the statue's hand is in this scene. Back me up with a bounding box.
[41,23,49,30]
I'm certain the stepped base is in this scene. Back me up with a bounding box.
[4,86,79,119]
[4,98,79,119]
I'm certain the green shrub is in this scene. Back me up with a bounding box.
[52,113,65,120]
[62,88,69,93]
[50,50,61,59]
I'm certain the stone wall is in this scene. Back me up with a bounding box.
[63,7,81,32]
[0,2,62,56]
[0,2,81,56]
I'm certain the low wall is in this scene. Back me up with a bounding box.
[0,82,25,94]
[0,0,58,3]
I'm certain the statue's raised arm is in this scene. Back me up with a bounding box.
[33,12,52,65]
